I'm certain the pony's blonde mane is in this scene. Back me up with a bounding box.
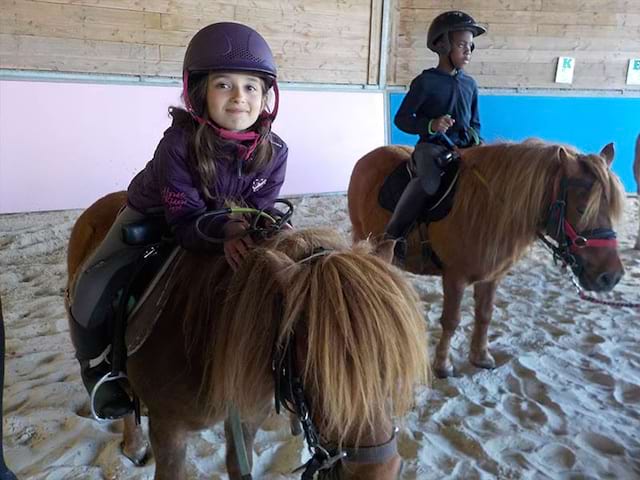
[178,228,430,447]
[452,139,625,269]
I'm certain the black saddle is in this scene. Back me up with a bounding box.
[378,156,461,224]
[118,215,176,318]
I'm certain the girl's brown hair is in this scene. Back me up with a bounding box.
[171,72,274,201]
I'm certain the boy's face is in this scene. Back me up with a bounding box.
[448,30,474,69]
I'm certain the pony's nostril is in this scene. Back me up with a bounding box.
[597,271,622,290]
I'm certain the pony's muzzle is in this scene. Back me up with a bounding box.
[595,269,623,292]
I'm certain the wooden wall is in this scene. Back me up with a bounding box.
[1,0,639,91]
[0,0,382,84]
[391,0,640,90]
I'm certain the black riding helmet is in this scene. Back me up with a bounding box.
[427,11,486,55]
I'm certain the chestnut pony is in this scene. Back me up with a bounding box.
[348,140,626,378]
[66,191,429,479]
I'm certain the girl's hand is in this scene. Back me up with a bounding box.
[223,219,254,271]
[431,114,455,133]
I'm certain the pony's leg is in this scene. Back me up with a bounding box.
[469,280,498,369]
[433,273,466,378]
[148,414,188,480]
[224,410,268,479]
[121,413,149,466]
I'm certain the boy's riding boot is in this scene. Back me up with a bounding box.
[68,314,133,420]
[384,177,431,266]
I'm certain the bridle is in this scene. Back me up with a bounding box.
[271,251,399,479]
[228,246,400,479]
[537,175,617,275]
[273,327,399,479]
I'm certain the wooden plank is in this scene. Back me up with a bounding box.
[159,8,236,32]
[186,0,371,15]
[399,19,538,36]
[537,23,640,37]
[32,0,172,13]
[400,0,543,10]
[542,0,640,14]
[475,34,640,51]
[278,66,368,84]
[0,33,159,61]
[1,0,163,28]
[233,7,370,38]
[367,0,383,84]
[472,49,636,63]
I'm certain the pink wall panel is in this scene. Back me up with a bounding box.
[0,80,384,213]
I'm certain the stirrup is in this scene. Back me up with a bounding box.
[90,370,132,421]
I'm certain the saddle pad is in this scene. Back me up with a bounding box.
[378,159,461,223]
[125,247,183,355]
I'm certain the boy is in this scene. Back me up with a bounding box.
[385,11,486,264]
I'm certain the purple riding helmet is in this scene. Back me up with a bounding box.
[427,11,486,55]
[182,22,279,156]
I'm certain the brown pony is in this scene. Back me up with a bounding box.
[633,134,640,250]
[348,140,626,378]
[66,192,430,479]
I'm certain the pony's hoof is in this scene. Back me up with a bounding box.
[121,441,150,466]
[470,352,496,370]
[434,365,455,378]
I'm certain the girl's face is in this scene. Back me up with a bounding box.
[206,72,266,131]
[448,30,474,69]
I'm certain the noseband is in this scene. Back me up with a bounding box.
[538,176,617,272]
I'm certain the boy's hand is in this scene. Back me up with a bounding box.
[223,219,254,271]
[431,114,455,133]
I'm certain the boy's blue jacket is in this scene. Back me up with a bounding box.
[395,67,481,147]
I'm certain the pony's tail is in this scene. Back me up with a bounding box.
[281,244,430,447]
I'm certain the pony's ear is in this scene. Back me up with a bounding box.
[558,146,570,163]
[373,238,395,264]
[599,142,615,167]
[265,250,300,291]
[558,147,581,177]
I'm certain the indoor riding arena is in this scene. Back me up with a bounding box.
[1,1,639,479]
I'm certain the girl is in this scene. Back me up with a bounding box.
[68,22,288,419]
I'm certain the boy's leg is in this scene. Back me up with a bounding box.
[384,177,430,265]
[414,142,447,195]
[384,144,449,265]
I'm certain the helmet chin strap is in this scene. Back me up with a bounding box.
[182,71,280,160]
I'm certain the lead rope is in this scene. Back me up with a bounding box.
[536,241,640,310]
[569,274,640,309]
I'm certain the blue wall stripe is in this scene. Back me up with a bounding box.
[389,93,639,193]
